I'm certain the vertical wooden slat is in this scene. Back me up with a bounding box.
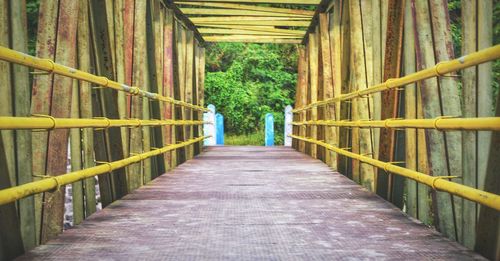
[198,47,206,150]
[371,0,382,143]
[129,0,147,189]
[429,0,463,243]
[403,0,417,219]
[78,0,97,217]
[376,0,405,204]
[475,92,500,261]
[329,1,342,171]
[149,1,167,177]
[89,0,128,204]
[308,30,319,159]
[70,78,84,225]
[30,0,59,244]
[9,0,36,250]
[461,0,477,249]
[338,0,352,178]
[411,0,457,241]
[163,8,176,169]
[297,47,308,153]
[41,0,80,243]
[0,132,24,260]
[319,13,337,169]
[175,22,187,163]
[184,30,195,160]
[349,0,375,191]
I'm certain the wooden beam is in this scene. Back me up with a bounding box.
[204,37,302,44]
[194,20,311,27]
[190,16,311,22]
[204,35,302,41]
[198,24,305,35]
[174,0,320,4]
[175,1,315,16]
[181,8,310,17]
[199,28,304,36]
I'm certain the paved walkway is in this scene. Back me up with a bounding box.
[20,146,484,260]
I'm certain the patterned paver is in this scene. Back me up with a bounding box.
[19,146,484,260]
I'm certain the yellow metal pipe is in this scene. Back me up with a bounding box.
[292,117,500,131]
[0,136,208,206]
[0,116,208,130]
[0,45,208,112]
[293,44,500,112]
[290,134,500,211]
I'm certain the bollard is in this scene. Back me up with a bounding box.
[265,113,274,146]
[215,113,224,145]
[204,104,216,146]
[284,105,293,146]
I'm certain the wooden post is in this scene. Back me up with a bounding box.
[349,0,375,191]
[175,22,187,163]
[412,0,457,241]
[319,13,337,169]
[129,0,148,190]
[297,47,308,153]
[184,31,195,159]
[40,0,79,243]
[376,0,405,206]
[403,0,417,219]
[77,0,97,218]
[164,8,177,169]
[9,0,36,250]
[89,0,128,204]
[308,30,318,159]
[30,0,59,244]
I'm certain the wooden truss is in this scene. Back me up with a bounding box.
[174,1,320,43]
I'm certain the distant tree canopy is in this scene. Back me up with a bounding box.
[205,43,298,142]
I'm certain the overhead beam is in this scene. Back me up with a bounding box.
[198,24,306,35]
[175,2,316,16]
[195,20,311,27]
[199,28,305,36]
[190,16,311,22]
[204,37,302,44]
[180,8,311,17]
[174,0,321,4]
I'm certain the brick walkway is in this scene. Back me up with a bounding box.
[19,146,484,260]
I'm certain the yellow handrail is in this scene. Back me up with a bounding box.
[0,136,208,206]
[292,117,500,131]
[293,44,500,113]
[0,116,208,130]
[290,134,500,211]
[0,45,208,112]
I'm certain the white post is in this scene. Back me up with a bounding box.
[284,105,293,146]
[204,104,217,146]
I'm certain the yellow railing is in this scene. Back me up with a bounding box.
[0,116,206,130]
[0,45,208,112]
[292,117,500,131]
[0,136,208,206]
[290,135,500,211]
[293,44,500,113]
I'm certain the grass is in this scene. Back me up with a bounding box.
[224,132,264,146]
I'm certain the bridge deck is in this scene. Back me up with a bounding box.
[20,146,483,260]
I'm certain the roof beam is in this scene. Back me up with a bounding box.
[199,28,305,36]
[195,20,311,27]
[198,24,306,35]
[204,36,302,44]
[175,2,315,16]
[180,8,311,17]
[190,16,311,22]
[174,0,320,4]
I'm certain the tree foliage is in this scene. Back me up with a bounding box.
[205,43,298,143]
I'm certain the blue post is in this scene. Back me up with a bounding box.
[265,113,274,146]
[215,113,224,145]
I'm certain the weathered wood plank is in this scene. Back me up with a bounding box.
[40,0,79,243]
[175,1,315,16]
[77,0,97,218]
